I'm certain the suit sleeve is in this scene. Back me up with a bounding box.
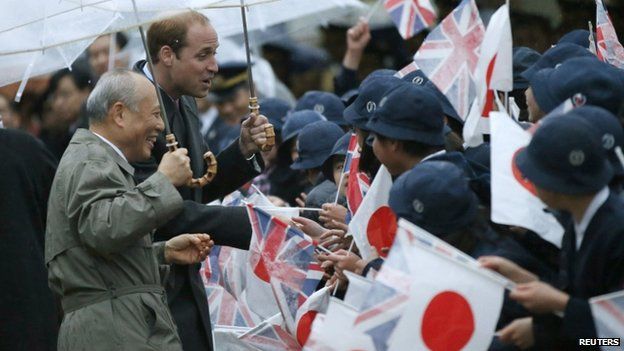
[154,201,252,250]
[201,138,264,203]
[67,160,183,256]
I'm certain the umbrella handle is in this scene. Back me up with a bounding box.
[166,133,218,188]
[249,97,275,152]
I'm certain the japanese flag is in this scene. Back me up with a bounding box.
[294,287,330,346]
[490,111,564,247]
[464,4,512,146]
[348,165,397,261]
[387,220,507,350]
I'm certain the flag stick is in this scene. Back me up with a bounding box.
[588,21,599,54]
[504,91,509,115]
[333,171,346,204]
[365,0,383,22]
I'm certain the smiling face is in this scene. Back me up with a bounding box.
[169,22,219,98]
[120,77,164,162]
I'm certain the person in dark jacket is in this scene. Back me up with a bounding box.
[0,128,59,351]
[133,11,273,351]
[483,109,624,350]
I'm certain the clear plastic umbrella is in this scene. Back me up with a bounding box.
[0,0,366,90]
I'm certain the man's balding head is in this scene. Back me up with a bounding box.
[87,69,146,124]
[87,69,163,162]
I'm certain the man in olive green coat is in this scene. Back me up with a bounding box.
[45,69,213,350]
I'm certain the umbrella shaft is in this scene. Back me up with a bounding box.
[240,0,256,98]
[138,25,172,135]
[130,0,172,135]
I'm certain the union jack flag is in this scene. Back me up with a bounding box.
[590,290,624,341]
[384,0,437,39]
[200,247,258,328]
[344,133,371,215]
[394,61,420,79]
[414,0,485,119]
[353,277,410,350]
[247,204,322,334]
[595,0,624,68]
[239,313,301,351]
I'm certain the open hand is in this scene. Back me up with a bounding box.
[165,233,214,265]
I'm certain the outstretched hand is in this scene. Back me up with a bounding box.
[165,233,214,265]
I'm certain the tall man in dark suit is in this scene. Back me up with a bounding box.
[132,11,272,351]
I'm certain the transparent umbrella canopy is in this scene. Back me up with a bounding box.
[0,0,366,89]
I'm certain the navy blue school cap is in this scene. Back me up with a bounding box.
[530,57,624,115]
[343,75,403,130]
[398,69,462,125]
[361,69,398,87]
[295,91,347,126]
[291,121,345,170]
[557,29,592,48]
[513,47,541,90]
[389,160,479,234]
[515,112,613,195]
[569,105,624,176]
[366,83,445,146]
[259,98,291,133]
[521,43,595,81]
[281,110,326,142]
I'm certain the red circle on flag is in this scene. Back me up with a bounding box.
[421,290,475,351]
[296,310,317,346]
[366,206,397,258]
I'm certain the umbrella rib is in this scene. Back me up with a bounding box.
[0,0,280,36]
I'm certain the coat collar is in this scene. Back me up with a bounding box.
[72,129,135,176]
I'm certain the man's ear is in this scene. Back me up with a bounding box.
[160,45,175,66]
[111,102,125,128]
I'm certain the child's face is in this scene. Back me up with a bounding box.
[332,156,347,197]
[372,134,400,175]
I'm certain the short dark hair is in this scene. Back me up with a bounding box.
[49,60,93,92]
[147,11,210,64]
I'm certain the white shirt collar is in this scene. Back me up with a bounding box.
[574,186,610,250]
[421,149,446,162]
[92,131,127,162]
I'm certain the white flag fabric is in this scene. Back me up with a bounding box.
[386,220,506,350]
[490,111,564,247]
[464,3,512,144]
[343,271,375,311]
[348,165,397,261]
[590,290,624,347]
[304,298,374,350]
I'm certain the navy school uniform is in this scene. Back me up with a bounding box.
[533,191,624,350]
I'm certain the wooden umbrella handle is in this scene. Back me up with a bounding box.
[166,133,218,188]
[248,97,275,152]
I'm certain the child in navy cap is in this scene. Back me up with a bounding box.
[366,83,445,177]
[269,110,325,205]
[483,111,624,350]
[526,56,624,122]
[291,121,345,218]
[295,91,349,130]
